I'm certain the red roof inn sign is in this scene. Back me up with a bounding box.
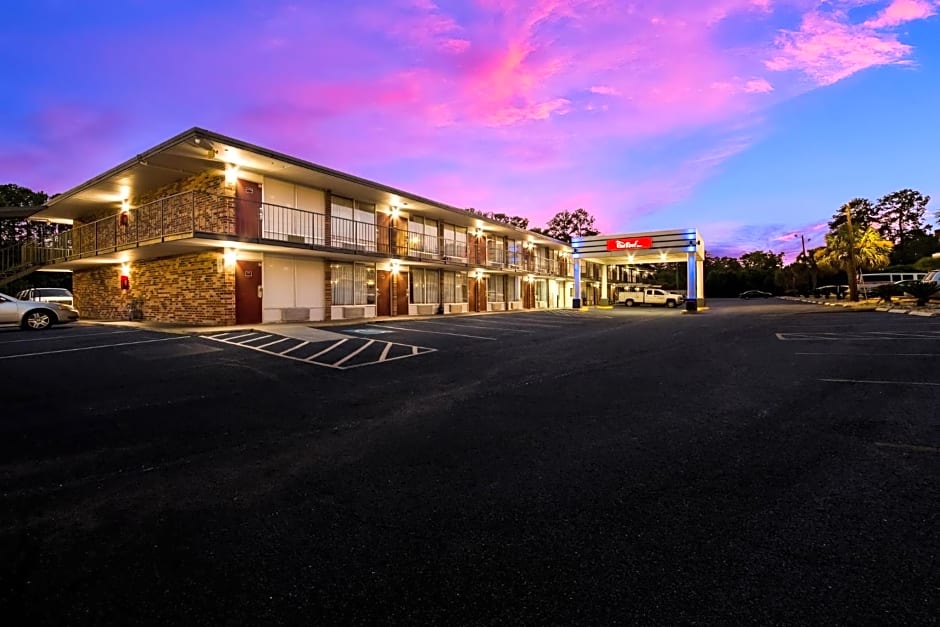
[606,237,652,251]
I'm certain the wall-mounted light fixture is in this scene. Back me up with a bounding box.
[525,274,535,283]
[474,269,484,279]
[223,248,237,267]
[391,260,401,274]
[224,163,239,186]
[390,206,400,219]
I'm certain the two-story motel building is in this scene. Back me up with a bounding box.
[25,128,646,325]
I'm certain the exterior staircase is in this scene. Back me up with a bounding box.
[0,241,44,289]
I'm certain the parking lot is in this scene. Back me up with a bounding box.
[1,300,938,624]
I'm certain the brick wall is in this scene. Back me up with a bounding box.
[73,251,235,324]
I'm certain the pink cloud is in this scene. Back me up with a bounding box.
[864,0,938,28]
[764,1,936,86]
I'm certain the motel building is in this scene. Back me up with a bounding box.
[12,128,704,325]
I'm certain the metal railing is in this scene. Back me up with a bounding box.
[11,189,576,279]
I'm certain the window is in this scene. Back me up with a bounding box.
[330,262,375,305]
[408,217,439,257]
[507,240,522,267]
[442,224,467,259]
[442,271,468,302]
[487,274,505,302]
[507,276,521,301]
[486,236,506,266]
[411,268,441,304]
[330,196,375,250]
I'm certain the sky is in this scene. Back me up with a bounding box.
[1,0,939,259]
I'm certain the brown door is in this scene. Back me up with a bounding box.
[376,213,391,255]
[235,260,262,324]
[236,179,261,238]
[377,270,391,316]
[395,271,409,316]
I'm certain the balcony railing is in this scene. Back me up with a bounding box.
[15,190,570,277]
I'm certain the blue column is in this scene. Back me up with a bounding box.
[685,252,698,311]
[572,259,582,308]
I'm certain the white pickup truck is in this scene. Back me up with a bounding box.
[618,287,684,308]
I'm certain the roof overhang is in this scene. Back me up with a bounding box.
[571,229,705,264]
[32,128,567,247]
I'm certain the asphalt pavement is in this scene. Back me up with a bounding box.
[1,299,938,625]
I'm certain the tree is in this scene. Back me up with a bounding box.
[828,198,876,233]
[1,184,50,247]
[489,213,529,230]
[816,224,893,276]
[875,189,931,264]
[544,208,598,243]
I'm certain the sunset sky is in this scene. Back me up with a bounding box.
[2,0,938,258]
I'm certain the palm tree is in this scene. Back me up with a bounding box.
[816,225,893,284]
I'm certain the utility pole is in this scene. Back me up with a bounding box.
[844,205,859,302]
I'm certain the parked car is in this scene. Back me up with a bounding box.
[0,292,80,330]
[739,290,772,299]
[16,287,74,307]
[813,285,849,299]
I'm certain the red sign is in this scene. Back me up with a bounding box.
[606,237,653,251]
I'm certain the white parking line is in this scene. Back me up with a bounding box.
[221,332,259,342]
[332,340,375,366]
[417,320,534,333]
[305,339,349,361]
[280,341,309,355]
[797,352,939,357]
[256,337,293,349]
[0,336,188,360]
[820,378,940,386]
[377,325,497,340]
[239,334,273,344]
[0,329,143,344]
[379,343,393,361]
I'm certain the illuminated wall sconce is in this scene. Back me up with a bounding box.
[223,248,237,267]
[525,274,535,283]
[474,228,484,238]
[390,206,400,219]
[391,260,401,274]
[474,269,484,280]
[224,163,239,186]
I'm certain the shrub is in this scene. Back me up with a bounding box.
[873,284,900,303]
[904,281,940,307]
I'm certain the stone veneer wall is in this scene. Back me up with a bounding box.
[73,251,236,325]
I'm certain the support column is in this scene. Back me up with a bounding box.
[696,256,705,307]
[572,259,582,308]
[599,265,609,305]
[686,253,699,311]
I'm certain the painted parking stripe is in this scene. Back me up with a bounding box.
[332,340,375,366]
[305,339,349,361]
[201,331,435,369]
[466,318,574,329]
[0,329,144,344]
[797,352,939,357]
[280,340,309,355]
[256,337,293,349]
[415,320,534,333]
[0,336,188,360]
[376,324,497,340]
[240,334,274,344]
[821,378,940,386]
[221,332,260,342]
